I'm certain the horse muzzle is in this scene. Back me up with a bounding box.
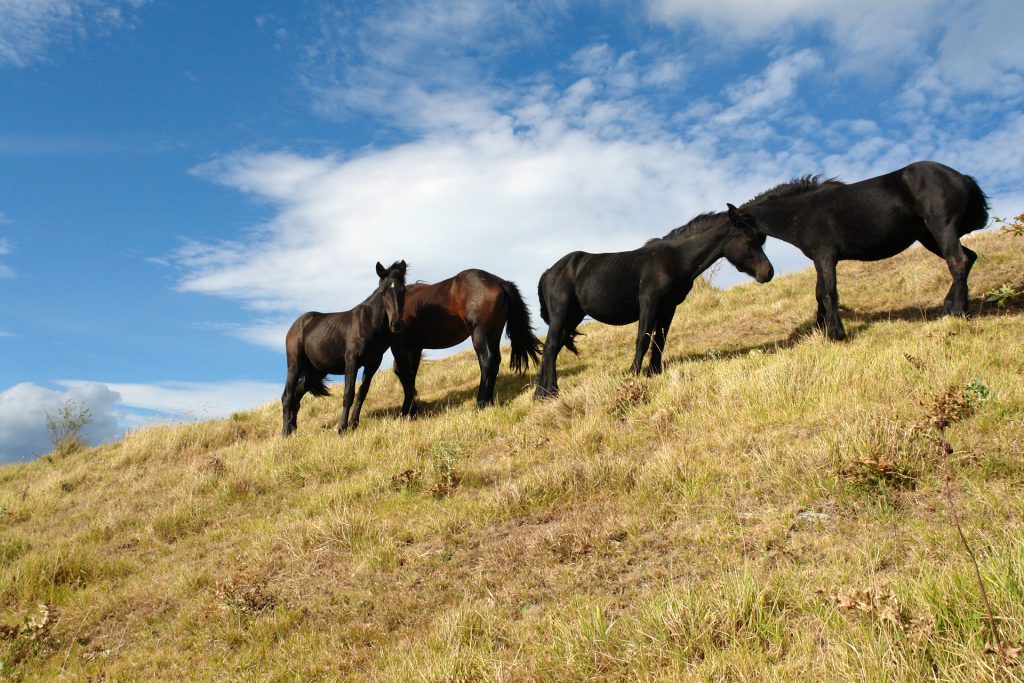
[756,266,775,283]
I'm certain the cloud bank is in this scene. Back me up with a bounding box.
[0,382,121,462]
[0,379,280,463]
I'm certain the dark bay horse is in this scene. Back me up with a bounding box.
[736,161,989,340]
[281,261,407,437]
[391,269,541,415]
[534,206,774,398]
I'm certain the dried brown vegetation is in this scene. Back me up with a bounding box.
[1,230,1023,680]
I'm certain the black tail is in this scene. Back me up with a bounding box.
[304,373,330,397]
[537,268,580,356]
[962,174,990,235]
[500,279,542,373]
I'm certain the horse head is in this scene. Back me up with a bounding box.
[375,260,408,333]
[725,204,774,283]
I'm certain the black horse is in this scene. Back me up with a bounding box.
[736,161,989,340]
[281,261,407,437]
[534,206,774,398]
[391,269,541,416]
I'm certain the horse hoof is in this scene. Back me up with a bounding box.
[533,387,558,400]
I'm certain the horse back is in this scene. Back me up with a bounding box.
[550,250,650,325]
[399,269,503,349]
[292,310,355,375]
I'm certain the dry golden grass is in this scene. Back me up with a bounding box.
[1,230,1023,681]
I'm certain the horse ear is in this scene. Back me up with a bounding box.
[726,203,740,223]
[727,203,755,229]
[398,260,407,275]
[376,261,387,278]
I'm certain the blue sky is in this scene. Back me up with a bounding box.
[1,0,1022,462]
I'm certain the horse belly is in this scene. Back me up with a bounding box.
[305,348,346,375]
[301,322,348,375]
[410,313,471,350]
[835,215,922,261]
[578,290,640,326]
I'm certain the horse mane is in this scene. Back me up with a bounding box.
[743,174,844,207]
[647,211,724,245]
[383,260,408,285]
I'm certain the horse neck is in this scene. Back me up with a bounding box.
[746,201,799,240]
[666,218,732,275]
[359,286,391,333]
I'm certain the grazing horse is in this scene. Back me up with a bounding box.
[736,161,989,340]
[391,269,541,415]
[534,206,774,398]
[281,261,407,437]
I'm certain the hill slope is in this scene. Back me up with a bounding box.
[2,230,1023,681]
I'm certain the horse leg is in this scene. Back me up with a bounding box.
[813,257,846,341]
[281,367,300,437]
[471,326,502,408]
[534,308,576,399]
[631,297,659,375]
[350,356,382,430]
[393,346,422,417]
[648,304,677,375]
[338,359,358,434]
[918,232,976,316]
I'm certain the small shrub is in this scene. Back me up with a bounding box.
[837,419,931,491]
[984,283,1022,309]
[216,570,277,615]
[390,468,422,492]
[426,441,463,499]
[0,604,58,668]
[924,379,989,431]
[612,376,649,415]
[994,213,1024,238]
[45,399,92,456]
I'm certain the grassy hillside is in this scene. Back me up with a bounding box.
[2,229,1023,681]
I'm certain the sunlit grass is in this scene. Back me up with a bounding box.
[1,230,1022,680]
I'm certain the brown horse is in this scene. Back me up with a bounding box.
[281,261,407,437]
[391,269,541,416]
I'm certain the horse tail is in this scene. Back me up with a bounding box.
[289,314,330,397]
[563,328,581,356]
[304,373,331,397]
[538,274,550,326]
[500,279,542,373]
[961,174,990,235]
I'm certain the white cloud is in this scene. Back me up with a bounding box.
[647,0,943,61]
[0,0,148,68]
[302,0,559,129]
[0,382,121,462]
[58,379,281,421]
[713,49,823,125]
[177,100,805,322]
[649,0,1024,96]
